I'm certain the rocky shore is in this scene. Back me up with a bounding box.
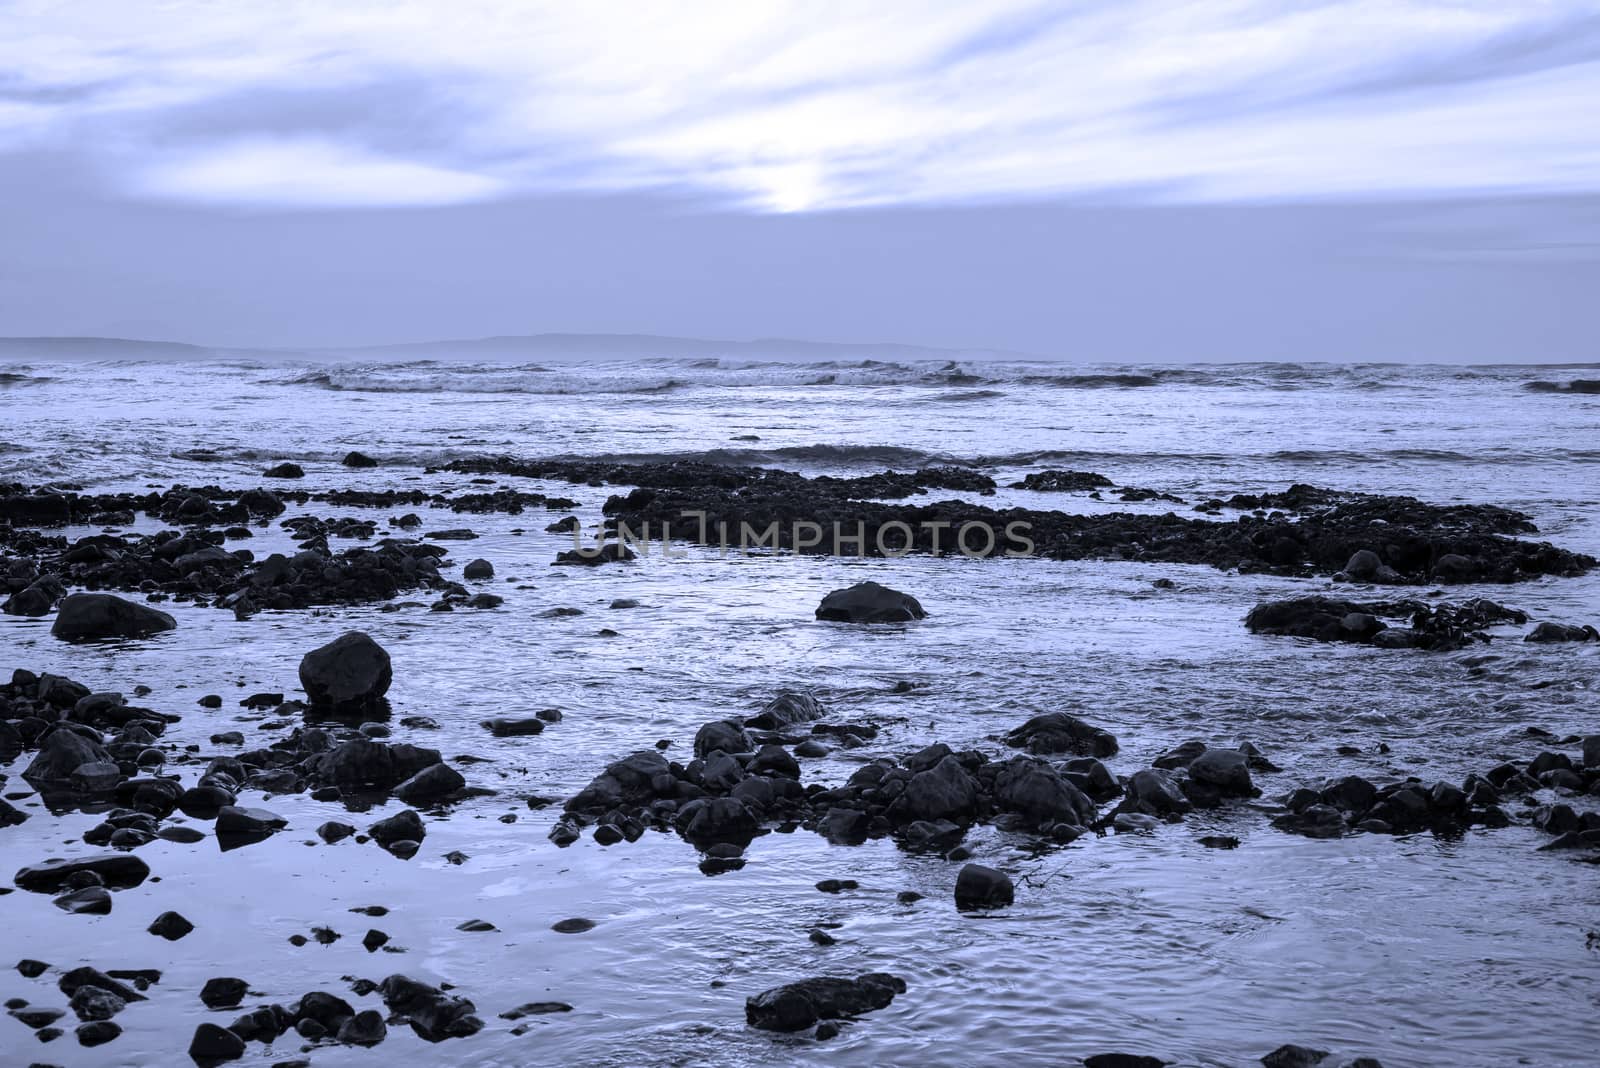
[3,458,1598,1066]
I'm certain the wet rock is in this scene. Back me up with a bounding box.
[747,692,825,729]
[69,983,126,1020]
[896,755,980,824]
[298,631,392,712]
[188,1020,247,1063]
[10,1006,64,1028]
[1188,749,1255,795]
[53,885,113,913]
[954,863,1014,910]
[15,854,150,893]
[1014,470,1113,492]
[263,462,304,478]
[342,451,379,468]
[1004,712,1119,758]
[992,756,1096,828]
[200,977,248,1009]
[51,593,177,641]
[148,911,195,940]
[1525,621,1599,642]
[392,762,465,804]
[1085,1056,1169,1068]
[369,809,425,852]
[816,581,926,623]
[214,805,286,848]
[336,1008,387,1046]
[58,967,145,1003]
[745,972,906,1032]
[676,797,759,848]
[17,959,50,978]
[462,558,494,580]
[378,974,483,1041]
[483,716,545,737]
[552,917,595,933]
[500,1001,572,1019]
[1122,769,1192,818]
[76,1019,121,1046]
[22,727,114,784]
[1261,1045,1332,1068]
[694,719,754,758]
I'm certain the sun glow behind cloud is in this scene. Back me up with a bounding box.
[0,0,1596,210]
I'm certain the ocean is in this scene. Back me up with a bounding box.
[2,354,1598,1066]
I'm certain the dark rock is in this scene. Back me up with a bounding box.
[954,863,1014,910]
[336,1009,387,1046]
[148,911,194,940]
[199,977,248,1009]
[16,854,150,893]
[1525,621,1599,642]
[22,728,113,784]
[69,983,126,1021]
[51,886,115,913]
[500,1001,572,1019]
[58,967,145,1003]
[378,974,483,1042]
[298,631,392,712]
[745,972,906,1032]
[392,763,465,804]
[815,581,925,623]
[188,1020,246,1062]
[551,917,595,933]
[342,451,379,468]
[51,593,177,641]
[1004,712,1119,757]
[483,716,545,737]
[462,558,494,580]
[747,692,825,729]
[369,809,425,850]
[1261,1045,1331,1068]
[76,1019,121,1046]
[263,462,305,478]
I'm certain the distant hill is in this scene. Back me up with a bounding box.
[0,332,1033,364]
[0,336,221,360]
[318,332,1030,362]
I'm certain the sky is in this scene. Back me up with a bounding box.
[0,0,1596,361]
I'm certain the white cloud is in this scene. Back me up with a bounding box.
[0,0,1595,210]
[132,138,504,206]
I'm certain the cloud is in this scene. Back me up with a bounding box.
[0,0,1595,210]
[132,138,504,206]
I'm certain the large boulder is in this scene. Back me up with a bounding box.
[815,581,926,624]
[676,796,759,848]
[51,593,176,641]
[745,973,906,1032]
[299,631,392,712]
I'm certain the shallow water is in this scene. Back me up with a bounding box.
[2,355,1598,1066]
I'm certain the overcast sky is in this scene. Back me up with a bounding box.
[1,0,1596,361]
